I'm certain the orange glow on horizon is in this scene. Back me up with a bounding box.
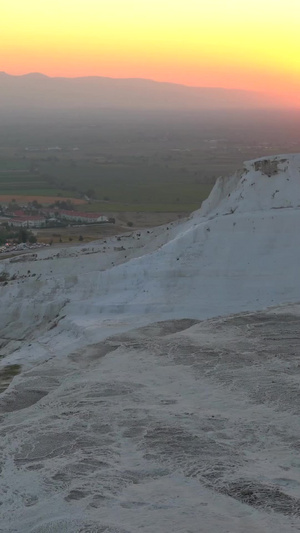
[1,0,300,107]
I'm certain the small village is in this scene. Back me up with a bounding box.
[0,200,113,253]
[0,201,109,228]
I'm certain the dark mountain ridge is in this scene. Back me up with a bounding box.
[0,72,287,110]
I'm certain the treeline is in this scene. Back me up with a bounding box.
[0,224,37,246]
[49,200,76,210]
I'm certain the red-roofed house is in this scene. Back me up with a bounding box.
[8,216,46,228]
[59,211,108,223]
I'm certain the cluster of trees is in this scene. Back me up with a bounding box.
[28,200,43,209]
[2,199,43,214]
[0,224,37,246]
[50,200,75,210]
[49,234,84,245]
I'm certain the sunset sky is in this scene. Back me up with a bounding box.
[2,0,300,105]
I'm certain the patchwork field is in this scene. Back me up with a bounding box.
[0,156,213,214]
[0,194,87,205]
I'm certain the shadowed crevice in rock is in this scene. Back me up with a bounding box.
[221,481,300,516]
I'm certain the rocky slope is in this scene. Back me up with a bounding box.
[0,153,300,532]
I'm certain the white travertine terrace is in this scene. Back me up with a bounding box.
[0,154,300,532]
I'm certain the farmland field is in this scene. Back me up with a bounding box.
[0,194,87,205]
[2,108,299,217]
[0,155,214,213]
[0,158,70,199]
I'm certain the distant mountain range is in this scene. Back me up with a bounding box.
[0,72,286,111]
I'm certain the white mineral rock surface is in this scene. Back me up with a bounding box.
[0,154,300,532]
